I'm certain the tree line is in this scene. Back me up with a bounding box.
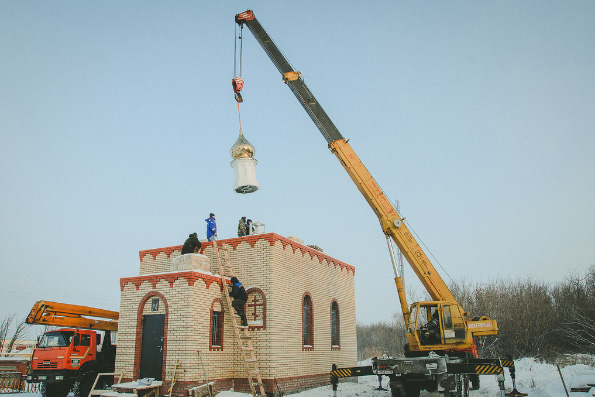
[357,266,595,361]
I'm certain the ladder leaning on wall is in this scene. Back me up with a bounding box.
[212,240,266,397]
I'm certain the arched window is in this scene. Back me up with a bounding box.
[331,300,340,348]
[302,294,314,349]
[209,299,224,351]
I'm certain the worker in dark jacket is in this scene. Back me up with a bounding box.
[229,276,248,326]
[238,216,247,237]
[181,233,201,255]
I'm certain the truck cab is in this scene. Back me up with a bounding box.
[29,328,99,383]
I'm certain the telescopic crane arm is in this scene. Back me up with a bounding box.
[235,10,458,311]
[26,300,119,331]
[235,11,343,145]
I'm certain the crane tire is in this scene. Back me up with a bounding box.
[389,380,420,397]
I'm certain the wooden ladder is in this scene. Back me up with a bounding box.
[88,372,123,397]
[212,240,266,397]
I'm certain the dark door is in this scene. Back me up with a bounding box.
[139,314,165,380]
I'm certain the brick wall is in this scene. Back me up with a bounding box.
[118,233,357,395]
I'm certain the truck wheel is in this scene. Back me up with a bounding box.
[41,382,70,397]
[75,372,99,397]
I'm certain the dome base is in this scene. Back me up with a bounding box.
[235,185,259,194]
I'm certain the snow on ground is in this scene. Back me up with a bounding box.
[12,358,595,397]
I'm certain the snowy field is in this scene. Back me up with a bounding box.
[11,358,595,397]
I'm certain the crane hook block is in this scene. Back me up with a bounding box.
[232,76,244,103]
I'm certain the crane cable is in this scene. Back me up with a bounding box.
[233,22,244,127]
[404,218,454,285]
[237,102,242,130]
[233,22,243,78]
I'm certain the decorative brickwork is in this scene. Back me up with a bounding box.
[246,287,266,330]
[117,232,356,396]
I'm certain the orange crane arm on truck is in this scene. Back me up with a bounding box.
[26,300,118,331]
[26,300,118,397]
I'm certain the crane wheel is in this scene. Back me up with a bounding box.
[389,380,420,397]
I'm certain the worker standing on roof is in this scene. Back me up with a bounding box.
[238,216,247,237]
[206,213,217,241]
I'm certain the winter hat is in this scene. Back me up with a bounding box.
[230,277,239,284]
[210,213,215,217]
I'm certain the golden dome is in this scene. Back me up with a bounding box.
[230,129,255,159]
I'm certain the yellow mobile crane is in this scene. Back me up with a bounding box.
[25,301,118,397]
[234,10,525,397]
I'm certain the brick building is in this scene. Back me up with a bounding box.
[115,233,357,395]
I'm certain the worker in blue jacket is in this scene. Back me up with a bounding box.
[229,276,248,326]
[205,213,217,241]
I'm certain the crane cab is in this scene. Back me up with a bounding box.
[405,302,475,356]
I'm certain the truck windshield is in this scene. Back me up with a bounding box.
[38,331,75,348]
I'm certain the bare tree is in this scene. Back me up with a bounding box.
[357,318,407,361]
[562,308,595,353]
[0,313,16,353]
[357,266,595,361]
[0,314,30,356]
[553,266,595,354]
[3,316,29,356]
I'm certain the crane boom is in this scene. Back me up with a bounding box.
[235,11,343,144]
[236,11,523,395]
[26,300,119,331]
[236,10,456,305]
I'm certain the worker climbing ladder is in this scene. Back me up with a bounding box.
[211,240,266,397]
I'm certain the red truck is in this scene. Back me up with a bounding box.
[25,301,118,397]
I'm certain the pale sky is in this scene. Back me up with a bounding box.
[1,1,594,326]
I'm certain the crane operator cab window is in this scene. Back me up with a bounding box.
[442,304,467,343]
[418,305,441,345]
